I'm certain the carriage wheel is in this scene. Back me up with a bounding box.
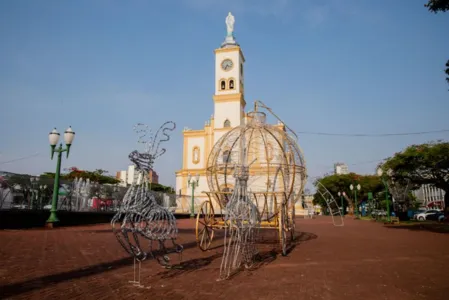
[196,200,215,251]
[279,204,288,256]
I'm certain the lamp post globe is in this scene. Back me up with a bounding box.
[48,128,60,146]
[338,191,341,196]
[64,126,75,145]
[350,184,354,190]
[357,184,361,191]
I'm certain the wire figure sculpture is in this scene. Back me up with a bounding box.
[219,129,260,280]
[386,170,412,211]
[111,121,183,288]
[0,176,14,209]
[314,180,344,226]
[71,178,91,211]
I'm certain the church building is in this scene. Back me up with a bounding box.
[175,13,247,210]
[175,13,294,213]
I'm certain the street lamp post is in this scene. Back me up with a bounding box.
[39,184,48,210]
[338,191,344,216]
[350,183,361,218]
[187,173,199,218]
[377,168,391,222]
[47,126,75,226]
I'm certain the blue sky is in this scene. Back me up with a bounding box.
[1,0,448,190]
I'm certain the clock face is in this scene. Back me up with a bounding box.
[221,59,233,71]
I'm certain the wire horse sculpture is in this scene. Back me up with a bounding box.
[219,129,260,280]
[111,121,183,288]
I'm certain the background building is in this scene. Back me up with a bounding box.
[116,166,159,187]
[334,163,349,175]
[412,184,445,208]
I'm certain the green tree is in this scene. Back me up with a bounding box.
[381,141,449,212]
[313,173,384,209]
[425,0,449,86]
[146,182,175,193]
[425,0,449,12]
[42,167,120,185]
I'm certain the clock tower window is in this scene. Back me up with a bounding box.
[229,79,234,89]
[220,80,226,90]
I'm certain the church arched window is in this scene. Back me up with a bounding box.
[223,119,231,128]
[220,80,226,90]
[192,146,200,164]
[229,79,234,89]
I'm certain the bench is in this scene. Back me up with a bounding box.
[390,216,400,224]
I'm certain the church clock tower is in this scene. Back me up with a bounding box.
[175,12,249,213]
[213,12,246,135]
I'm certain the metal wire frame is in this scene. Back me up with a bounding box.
[206,117,307,212]
[111,121,183,272]
[196,104,306,275]
[386,177,412,207]
[219,162,260,280]
[314,180,344,227]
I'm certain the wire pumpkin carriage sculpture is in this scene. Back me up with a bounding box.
[195,101,307,256]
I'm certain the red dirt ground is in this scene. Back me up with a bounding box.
[0,217,448,300]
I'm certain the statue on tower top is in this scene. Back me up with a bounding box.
[222,12,238,48]
[226,12,235,37]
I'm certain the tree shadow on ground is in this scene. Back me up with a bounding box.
[0,241,198,298]
[385,223,449,234]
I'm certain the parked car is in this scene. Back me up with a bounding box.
[425,212,446,222]
[414,209,441,221]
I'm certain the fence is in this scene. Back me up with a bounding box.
[0,172,177,212]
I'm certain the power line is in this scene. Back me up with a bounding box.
[296,129,449,137]
[348,158,385,166]
[0,153,40,165]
